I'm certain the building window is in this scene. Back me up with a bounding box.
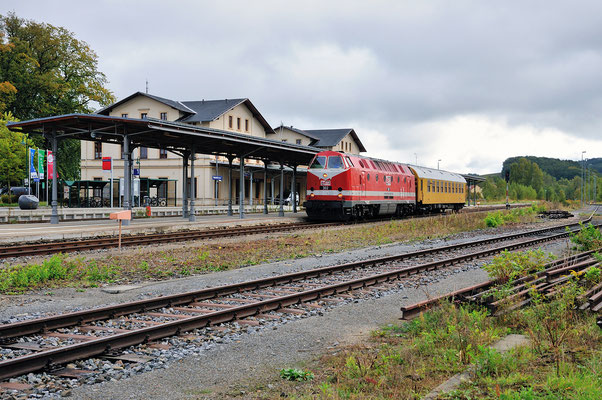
[121,113,128,118]
[245,119,249,132]
[228,115,233,128]
[140,113,147,119]
[140,147,148,159]
[296,139,302,145]
[160,112,167,120]
[282,139,288,142]
[120,144,123,159]
[94,142,102,159]
[237,117,241,130]
[160,148,167,159]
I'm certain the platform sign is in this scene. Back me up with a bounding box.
[133,168,140,177]
[102,157,112,171]
[212,175,223,181]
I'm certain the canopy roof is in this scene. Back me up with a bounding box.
[7,114,318,166]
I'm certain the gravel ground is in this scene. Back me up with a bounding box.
[0,215,588,399]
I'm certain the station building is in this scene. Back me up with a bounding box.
[81,92,366,207]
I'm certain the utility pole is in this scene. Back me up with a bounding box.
[581,151,586,207]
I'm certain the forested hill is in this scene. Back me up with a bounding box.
[501,156,601,180]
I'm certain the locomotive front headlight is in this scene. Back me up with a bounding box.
[323,173,328,178]
[310,193,315,198]
[337,193,343,199]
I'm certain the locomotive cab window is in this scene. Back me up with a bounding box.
[345,157,354,167]
[328,156,344,169]
[310,156,327,169]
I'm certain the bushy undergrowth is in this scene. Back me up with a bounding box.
[568,222,602,251]
[484,203,544,228]
[483,249,553,282]
[0,254,120,293]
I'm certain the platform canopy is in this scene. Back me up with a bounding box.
[7,113,319,165]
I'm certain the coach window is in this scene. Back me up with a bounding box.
[367,173,370,181]
[310,156,327,169]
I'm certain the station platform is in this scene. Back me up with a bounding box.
[0,210,307,244]
[0,204,297,224]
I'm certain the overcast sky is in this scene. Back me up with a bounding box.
[5,1,602,174]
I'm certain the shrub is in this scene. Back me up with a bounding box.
[568,222,602,251]
[484,249,551,282]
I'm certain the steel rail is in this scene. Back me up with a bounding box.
[0,203,531,259]
[0,222,337,259]
[0,222,591,379]
[400,249,602,319]
[0,219,588,340]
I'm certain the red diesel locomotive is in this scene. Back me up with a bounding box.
[304,151,467,220]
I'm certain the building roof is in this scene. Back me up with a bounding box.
[96,92,195,115]
[97,93,275,134]
[271,125,321,142]
[304,128,367,152]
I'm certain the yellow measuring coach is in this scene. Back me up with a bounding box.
[408,165,466,212]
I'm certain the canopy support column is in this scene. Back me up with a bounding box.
[122,134,131,226]
[279,163,284,217]
[189,145,196,222]
[239,157,245,219]
[263,161,269,214]
[227,156,233,216]
[292,165,297,213]
[182,152,189,218]
[50,128,59,224]
[249,171,254,206]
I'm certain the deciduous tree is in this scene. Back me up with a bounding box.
[0,13,115,181]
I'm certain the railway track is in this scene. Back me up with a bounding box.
[0,203,527,259]
[0,217,591,382]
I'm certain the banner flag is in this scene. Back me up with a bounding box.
[38,149,45,180]
[29,148,38,180]
[47,151,54,178]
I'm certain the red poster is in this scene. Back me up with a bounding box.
[47,151,54,177]
[102,157,112,171]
